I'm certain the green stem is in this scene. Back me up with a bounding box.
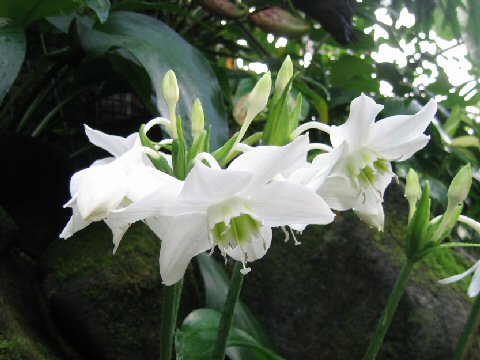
[363,259,416,360]
[452,295,480,360]
[211,262,244,360]
[159,279,183,360]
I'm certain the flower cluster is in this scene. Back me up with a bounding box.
[61,58,437,285]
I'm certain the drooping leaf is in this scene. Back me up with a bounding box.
[175,308,285,360]
[77,11,228,148]
[0,20,26,105]
[0,0,109,25]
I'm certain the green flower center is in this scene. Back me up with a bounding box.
[212,214,262,249]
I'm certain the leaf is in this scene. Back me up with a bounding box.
[77,11,228,149]
[196,254,272,354]
[0,20,26,105]
[175,308,285,360]
[451,135,480,148]
[0,0,109,25]
[330,55,379,93]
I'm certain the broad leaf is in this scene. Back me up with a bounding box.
[175,309,285,360]
[77,11,228,149]
[0,21,26,105]
[0,0,109,25]
[197,254,271,346]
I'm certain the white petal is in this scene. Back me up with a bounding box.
[250,181,334,227]
[439,260,480,285]
[229,134,309,195]
[375,135,430,161]
[330,94,384,149]
[155,214,211,285]
[318,176,359,211]
[179,162,252,204]
[84,125,137,158]
[368,99,436,157]
[126,166,181,202]
[355,207,385,231]
[104,216,130,254]
[91,157,115,166]
[468,263,480,297]
[76,163,128,221]
[110,182,185,225]
[225,226,272,262]
[59,208,91,239]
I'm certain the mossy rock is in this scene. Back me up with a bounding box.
[0,253,62,360]
[39,222,201,360]
[240,184,480,360]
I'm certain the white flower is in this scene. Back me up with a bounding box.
[439,259,480,297]
[320,94,437,230]
[112,135,334,285]
[60,125,179,252]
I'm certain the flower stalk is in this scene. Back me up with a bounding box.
[211,262,244,360]
[363,259,416,360]
[452,295,480,360]
[160,279,183,360]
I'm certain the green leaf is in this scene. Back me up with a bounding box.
[77,11,228,148]
[175,308,285,360]
[451,135,480,148]
[330,55,379,93]
[0,0,109,25]
[197,254,271,347]
[0,21,26,105]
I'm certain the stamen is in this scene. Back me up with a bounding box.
[290,121,331,139]
[159,139,173,145]
[195,152,221,169]
[144,117,171,132]
[234,143,253,153]
[208,246,215,256]
[458,215,480,233]
[281,226,290,242]
[289,227,301,246]
[308,143,333,152]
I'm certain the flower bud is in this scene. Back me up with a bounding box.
[274,55,293,97]
[250,7,310,37]
[162,70,180,138]
[448,164,472,206]
[245,71,271,125]
[191,98,205,138]
[405,169,421,202]
[199,0,247,19]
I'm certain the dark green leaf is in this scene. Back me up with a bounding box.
[0,21,26,105]
[330,55,379,93]
[77,11,228,148]
[175,308,285,360]
[197,254,271,347]
[0,0,109,25]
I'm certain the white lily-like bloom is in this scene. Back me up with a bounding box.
[111,135,335,285]
[439,259,480,297]
[318,94,437,230]
[60,125,179,252]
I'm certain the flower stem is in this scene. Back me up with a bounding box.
[211,262,244,360]
[452,294,480,360]
[363,259,415,360]
[159,279,183,360]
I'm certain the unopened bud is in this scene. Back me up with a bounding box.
[405,169,421,222]
[250,7,310,37]
[448,164,472,207]
[191,98,205,138]
[199,0,247,19]
[245,71,271,125]
[274,55,293,97]
[162,70,180,139]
